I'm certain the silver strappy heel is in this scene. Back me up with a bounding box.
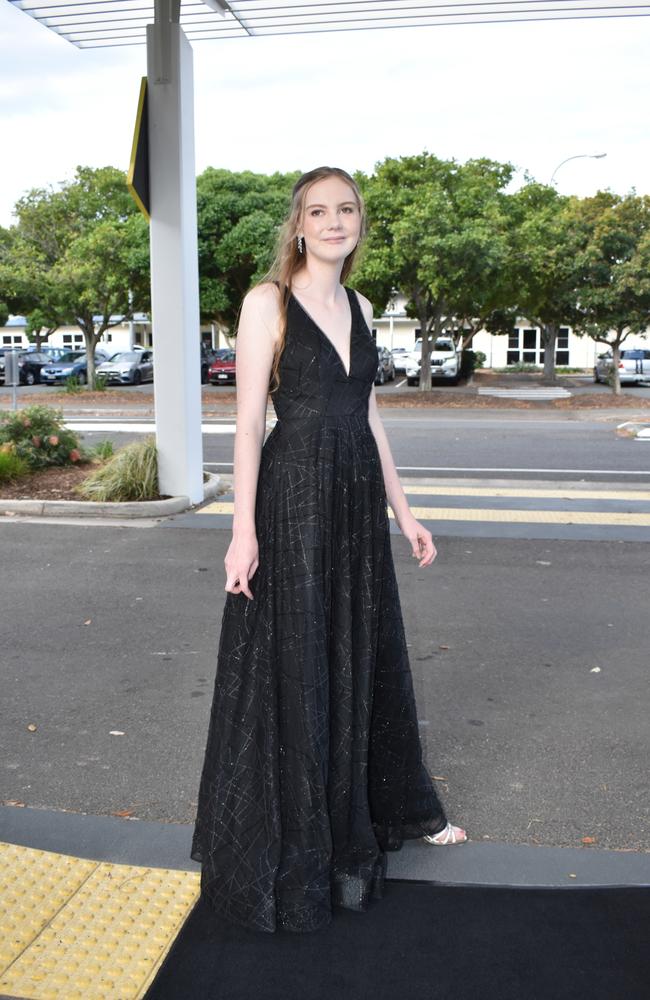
[422,822,468,845]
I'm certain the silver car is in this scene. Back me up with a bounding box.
[594,348,650,385]
[97,350,154,385]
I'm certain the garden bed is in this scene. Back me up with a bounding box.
[374,390,650,409]
[0,463,95,501]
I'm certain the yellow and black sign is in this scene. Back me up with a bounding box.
[127,76,150,222]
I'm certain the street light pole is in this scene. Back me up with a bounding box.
[550,153,607,185]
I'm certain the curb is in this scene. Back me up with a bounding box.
[616,421,650,439]
[1,805,649,888]
[0,471,222,519]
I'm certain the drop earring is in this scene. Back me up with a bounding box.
[297,235,303,254]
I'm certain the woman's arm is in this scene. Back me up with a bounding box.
[225,282,279,598]
[356,291,437,568]
[367,383,411,526]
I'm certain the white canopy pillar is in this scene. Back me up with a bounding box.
[146,0,203,503]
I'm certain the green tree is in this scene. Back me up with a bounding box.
[488,181,578,382]
[0,227,13,328]
[0,223,63,348]
[569,191,650,395]
[354,152,514,390]
[3,166,150,386]
[197,168,299,331]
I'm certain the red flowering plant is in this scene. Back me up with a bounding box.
[0,405,89,470]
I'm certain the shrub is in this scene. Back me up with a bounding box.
[0,405,87,470]
[493,363,541,373]
[92,439,115,461]
[0,449,30,483]
[64,375,83,394]
[76,436,159,502]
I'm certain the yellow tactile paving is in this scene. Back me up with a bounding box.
[196,500,650,526]
[404,506,650,526]
[0,841,199,1000]
[400,485,650,501]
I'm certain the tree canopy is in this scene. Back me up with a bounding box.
[354,152,514,388]
[196,167,299,330]
[0,165,150,387]
[569,192,650,394]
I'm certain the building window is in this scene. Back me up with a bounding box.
[556,327,570,366]
[506,325,571,366]
[507,328,520,364]
[522,328,537,363]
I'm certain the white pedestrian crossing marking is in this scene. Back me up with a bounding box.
[477,388,572,399]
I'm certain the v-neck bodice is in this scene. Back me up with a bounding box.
[270,284,379,424]
[289,288,354,378]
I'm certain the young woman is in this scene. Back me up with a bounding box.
[191,165,467,935]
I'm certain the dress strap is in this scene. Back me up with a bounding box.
[343,285,363,330]
[345,286,361,326]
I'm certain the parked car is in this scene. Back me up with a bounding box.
[40,346,84,362]
[374,346,396,385]
[0,351,54,385]
[96,350,154,385]
[406,337,462,386]
[39,350,111,385]
[200,346,221,385]
[0,348,17,384]
[389,347,413,374]
[594,349,650,385]
[209,350,236,385]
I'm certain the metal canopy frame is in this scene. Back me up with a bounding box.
[10,0,650,48]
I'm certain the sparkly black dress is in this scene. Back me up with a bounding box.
[190,285,447,934]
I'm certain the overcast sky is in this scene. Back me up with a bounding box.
[1,2,649,228]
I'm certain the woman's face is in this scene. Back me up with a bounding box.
[299,175,362,263]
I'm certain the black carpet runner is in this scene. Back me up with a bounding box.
[145,881,650,1000]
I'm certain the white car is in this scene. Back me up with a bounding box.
[406,337,461,386]
[594,349,650,385]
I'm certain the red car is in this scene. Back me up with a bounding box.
[209,350,236,385]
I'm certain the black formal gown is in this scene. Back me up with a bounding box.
[190,284,448,934]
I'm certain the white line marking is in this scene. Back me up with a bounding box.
[65,422,237,434]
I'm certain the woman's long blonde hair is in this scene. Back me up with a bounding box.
[254,166,367,394]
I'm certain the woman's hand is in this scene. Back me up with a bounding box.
[224,530,259,599]
[397,512,437,567]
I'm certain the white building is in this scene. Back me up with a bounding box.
[371,292,648,368]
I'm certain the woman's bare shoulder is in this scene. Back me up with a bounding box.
[241,282,282,340]
[243,281,281,311]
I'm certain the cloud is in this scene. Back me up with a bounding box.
[1,6,649,227]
